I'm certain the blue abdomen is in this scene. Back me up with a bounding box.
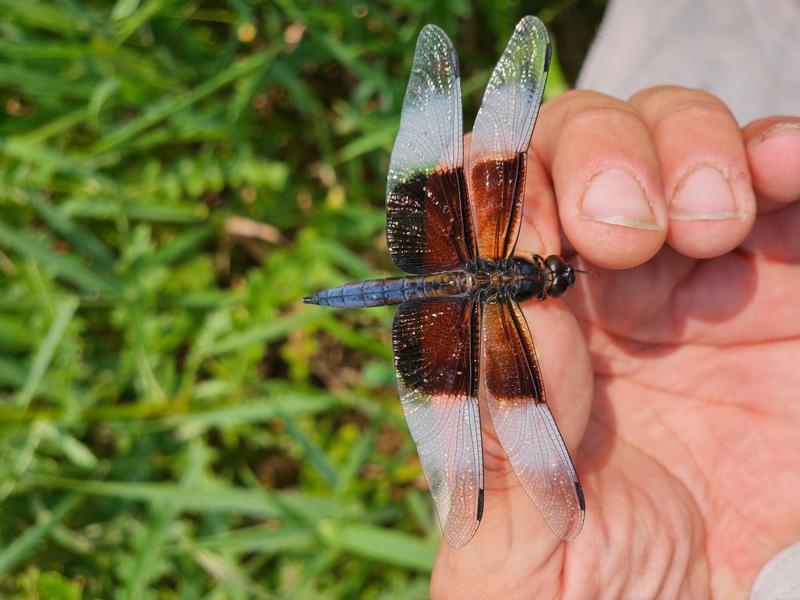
[304,272,469,308]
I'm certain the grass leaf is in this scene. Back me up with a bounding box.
[15,296,79,408]
[334,523,436,572]
[30,474,347,522]
[0,493,83,577]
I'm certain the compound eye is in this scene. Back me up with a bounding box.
[563,265,576,288]
[544,255,563,273]
[549,279,567,298]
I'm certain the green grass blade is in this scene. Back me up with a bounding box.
[0,493,84,577]
[336,423,377,494]
[170,393,342,437]
[61,198,209,223]
[330,523,436,572]
[15,296,79,408]
[165,525,314,556]
[0,223,119,293]
[31,474,346,522]
[27,192,116,271]
[122,441,206,599]
[211,310,323,356]
[93,50,277,153]
[283,414,339,489]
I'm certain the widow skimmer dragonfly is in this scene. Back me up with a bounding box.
[305,16,584,547]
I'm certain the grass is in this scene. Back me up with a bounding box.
[0,0,604,596]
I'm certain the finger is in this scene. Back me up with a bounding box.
[529,89,668,270]
[740,117,800,261]
[742,117,800,210]
[630,86,756,259]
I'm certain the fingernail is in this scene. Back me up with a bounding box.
[758,121,800,143]
[580,168,658,229]
[670,165,739,221]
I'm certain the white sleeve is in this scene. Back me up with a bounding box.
[576,0,800,124]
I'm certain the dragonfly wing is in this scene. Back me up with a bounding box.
[386,25,476,273]
[481,297,584,540]
[393,297,484,547]
[468,16,551,260]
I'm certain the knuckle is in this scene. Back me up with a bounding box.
[637,87,735,129]
[562,105,646,139]
[662,99,733,128]
[545,89,630,120]
[557,88,612,105]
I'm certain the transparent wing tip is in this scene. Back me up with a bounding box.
[517,15,545,29]
[515,15,551,45]
[443,521,480,549]
[557,481,586,542]
[420,23,446,35]
[417,23,451,46]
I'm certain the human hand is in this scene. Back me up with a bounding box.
[431,87,800,598]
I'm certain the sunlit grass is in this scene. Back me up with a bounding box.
[0,0,602,595]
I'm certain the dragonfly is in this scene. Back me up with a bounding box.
[305,16,584,547]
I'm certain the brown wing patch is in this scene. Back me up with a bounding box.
[470,153,526,261]
[481,288,543,401]
[387,167,475,274]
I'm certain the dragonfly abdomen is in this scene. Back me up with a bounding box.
[304,272,471,308]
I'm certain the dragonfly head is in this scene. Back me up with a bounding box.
[543,255,575,298]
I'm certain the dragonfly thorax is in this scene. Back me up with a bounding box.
[468,255,574,302]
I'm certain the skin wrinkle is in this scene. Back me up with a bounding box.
[559,529,589,600]
[672,494,709,597]
[662,511,689,597]
[523,542,569,599]
[594,345,790,421]
[575,287,800,352]
[636,463,703,597]
[618,376,713,515]
[434,516,570,598]
[652,497,677,598]
[625,473,668,596]
[636,91,738,140]
[591,360,795,593]
[582,410,708,598]
[624,378,709,494]
[590,397,705,507]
